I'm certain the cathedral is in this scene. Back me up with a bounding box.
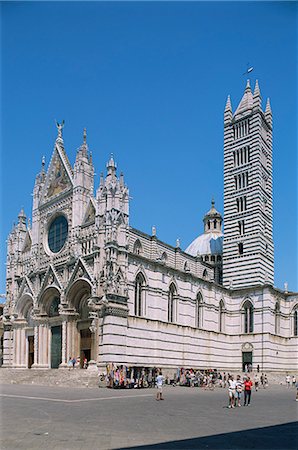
[2,80,298,373]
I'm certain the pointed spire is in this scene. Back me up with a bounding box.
[225,95,232,112]
[83,127,87,145]
[253,80,262,109]
[106,153,117,176]
[265,98,272,126]
[265,98,272,114]
[245,79,251,92]
[18,208,26,225]
[234,80,253,117]
[224,95,233,123]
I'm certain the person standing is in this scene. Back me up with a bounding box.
[235,375,243,407]
[292,375,296,387]
[156,371,165,401]
[286,374,291,388]
[228,375,236,408]
[254,373,259,391]
[244,376,253,406]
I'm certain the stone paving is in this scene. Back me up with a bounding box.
[1,382,297,449]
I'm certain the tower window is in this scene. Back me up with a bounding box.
[238,220,245,235]
[238,243,244,254]
[243,300,253,333]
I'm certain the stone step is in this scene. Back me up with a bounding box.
[0,368,100,388]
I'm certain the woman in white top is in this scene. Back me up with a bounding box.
[228,375,236,408]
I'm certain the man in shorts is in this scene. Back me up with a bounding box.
[228,375,236,408]
[156,370,165,401]
[235,375,243,407]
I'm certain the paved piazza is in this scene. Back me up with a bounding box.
[1,383,297,450]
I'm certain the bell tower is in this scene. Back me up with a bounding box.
[223,80,274,288]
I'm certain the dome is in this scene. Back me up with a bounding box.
[185,231,223,257]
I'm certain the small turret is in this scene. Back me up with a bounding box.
[203,199,223,234]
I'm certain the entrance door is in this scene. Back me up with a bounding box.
[51,326,62,368]
[28,336,34,368]
[80,329,92,368]
[242,351,252,371]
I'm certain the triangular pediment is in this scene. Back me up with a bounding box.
[82,198,96,226]
[22,230,32,253]
[40,141,73,204]
[69,258,93,283]
[18,276,35,298]
[40,265,63,293]
[66,258,93,291]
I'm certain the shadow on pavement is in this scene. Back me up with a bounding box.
[118,421,298,450]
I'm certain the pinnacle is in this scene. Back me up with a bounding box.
[224,95,232,112]
[253,79,261,97]
[245,79,251,92]
[265,98,272,114]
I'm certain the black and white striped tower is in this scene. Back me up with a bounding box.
[223,80,274,289]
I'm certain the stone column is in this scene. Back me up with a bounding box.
[20,328,27,367]
[31,325,39,368]
[59,320,67,368]
[87,318,98,371]
[2,325,13,368]
[34,323,49,369]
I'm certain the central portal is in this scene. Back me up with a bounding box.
[51,325,62,368]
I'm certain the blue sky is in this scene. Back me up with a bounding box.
[1,1,297,294]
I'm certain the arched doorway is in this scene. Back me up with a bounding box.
[39,287,62,369]
[241,342,254,372]
[67,279,93,367]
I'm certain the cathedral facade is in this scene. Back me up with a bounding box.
[2,81,298,372]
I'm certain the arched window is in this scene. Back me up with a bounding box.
[243,300,253,333]
[196,293,203,328]
[203,269,208,279]
[49,297,60,317]
[168,284,176,323]
[134,273,145,317]
[294,308,298,337]
[219,300,225,332]
[133,239,142,255]
[275,302,280,335]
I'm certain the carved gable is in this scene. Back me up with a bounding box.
[22,231,32,253]
[40,143,73,205]
[40,265,62,292]
[67,258,93,287]
[82,199,96,225]
[18,276,35,298]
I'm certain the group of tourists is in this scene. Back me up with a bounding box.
[227,374,254,408]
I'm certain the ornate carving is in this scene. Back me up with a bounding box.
[241,342,254,352]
